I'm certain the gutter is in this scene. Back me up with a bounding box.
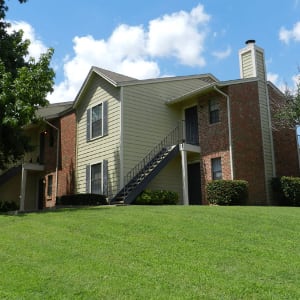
[213,86,234,180]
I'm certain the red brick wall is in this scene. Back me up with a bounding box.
[42,111,76,208]
[198,82,269,205]
[268,85,300,177]
[57,112,76,197]
[198,92,231,204]
[228,82,267,204]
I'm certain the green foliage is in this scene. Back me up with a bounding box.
[56,194,108,206]
[272,176,300,206]
[0,200,19,212]
[207,180,248,205]
[273,74,300,129]
[0,0,55,170]
[134,189,178,205]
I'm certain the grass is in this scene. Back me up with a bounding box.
[0,205,299,299]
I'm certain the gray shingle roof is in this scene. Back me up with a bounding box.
[93,67,138,85]
[37,101,73,119]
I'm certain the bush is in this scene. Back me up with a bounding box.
[274,176,300,206]
[207,180,248,205]
[56,194,108,206]
[134,189,178,205]
[0,201,19,212]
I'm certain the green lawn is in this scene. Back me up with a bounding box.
[0,206,299,299]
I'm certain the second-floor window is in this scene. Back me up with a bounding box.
[92,104,102,138]
[209,99,220,124]
[87,101,108,141]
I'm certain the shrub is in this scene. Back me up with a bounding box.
[56,194,108,206]
[207,180,248,205]
[279,176,300,206]
[271,177,286,205]
[134,189,178,205]
[0,201,19,212]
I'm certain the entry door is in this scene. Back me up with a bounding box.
[185,106,199,145]
[188,163,202,205]
[38,178,45,210]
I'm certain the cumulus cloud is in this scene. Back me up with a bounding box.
[8,20,48,60]
[279,21,300,44]
[212,46,231,60]
[267,72,279,85]
[48,4,211,103]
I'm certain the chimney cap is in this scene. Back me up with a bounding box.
[245,39,256,45]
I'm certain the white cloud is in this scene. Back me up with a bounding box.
[48,4,211,103]
[279,21,300,44]
[267,72,279,85]
[147,4,210,66]
[212,46,231,60]
[8,21,48,60]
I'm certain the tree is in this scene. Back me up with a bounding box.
[273,74,300,130]
[0,0,55,170]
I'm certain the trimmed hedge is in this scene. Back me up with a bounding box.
[207,180,248,205]
[134,189,179,205]
[272,176,300,206]
[0,201,19,212]
[56,194,108,206]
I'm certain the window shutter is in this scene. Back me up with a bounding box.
[102,159,108,196]
[103,101,108,136]
[86,108,91,141]
[86,164,91,193]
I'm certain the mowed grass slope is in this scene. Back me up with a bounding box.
[0,206,299,299]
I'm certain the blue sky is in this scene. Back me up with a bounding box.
[6,0,300,103]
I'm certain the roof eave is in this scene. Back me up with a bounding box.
[166,77,259,105]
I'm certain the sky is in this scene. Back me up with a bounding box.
[5,0,300,103]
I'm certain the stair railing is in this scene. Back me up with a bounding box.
[123,121,184,193]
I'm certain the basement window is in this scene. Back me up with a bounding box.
[211,157,222,180]
[209,99,220,124]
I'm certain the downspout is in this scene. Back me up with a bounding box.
[120,86,124,189]
[44,120,59,202]
[213,86,234,180]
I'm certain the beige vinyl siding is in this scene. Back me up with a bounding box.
[240,51,254,78]
[256,51,266,81]
[147,156,183,202]
[0,172,21,204]
[258,80,274,202]
[76,75,121,197]
[122,78,206,174]
[122,78,207,199]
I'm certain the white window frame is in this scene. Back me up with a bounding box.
[89,161,104,195]
[90,102,104,140]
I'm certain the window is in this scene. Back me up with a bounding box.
[86,160,108,195]
[87,101,108,141]
[92,104,102,138]
[47,175,53,197]
[211,157,222,180]
[91,163,102,194]
[209,99,220,124]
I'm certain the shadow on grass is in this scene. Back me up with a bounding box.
[0,205,115,217]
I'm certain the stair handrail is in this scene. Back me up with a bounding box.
[123,121,184,188]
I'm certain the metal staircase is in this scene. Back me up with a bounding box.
[111,123,183,204]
